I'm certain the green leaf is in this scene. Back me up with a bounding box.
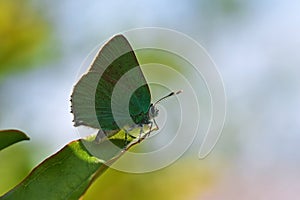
[0,129,30,151]
[0,128,150,200]
[0,137,127,200]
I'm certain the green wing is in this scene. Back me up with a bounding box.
[71,35,151,130]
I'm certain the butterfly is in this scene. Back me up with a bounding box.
[71,34,181,144]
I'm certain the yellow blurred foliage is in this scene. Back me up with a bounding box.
[84,158,217,200]
[0,0,53,78]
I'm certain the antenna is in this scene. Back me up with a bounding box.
[154,90,183,106]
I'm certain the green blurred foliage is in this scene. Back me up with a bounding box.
[0,144,32,196]
[84,158,216,200]
[197,0,246,17]
[0,0,55,80]
[0,129,29,151]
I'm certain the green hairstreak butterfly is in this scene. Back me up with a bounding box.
[71,34,181,143]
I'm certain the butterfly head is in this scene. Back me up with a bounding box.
[148,90,183,120]
[148,103,159,120]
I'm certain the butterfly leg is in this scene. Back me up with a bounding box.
[153,118,159,131]
[146,121,153,138]
[137,124,144,142]
[123,125,138,146]
[124,129,128,146]
[146,118,158,136]
[95,129,107,143]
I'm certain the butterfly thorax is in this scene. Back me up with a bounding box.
[131,111,150,125]
[131,103,159,126]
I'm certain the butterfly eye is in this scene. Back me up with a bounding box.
[156,108,159,116]
[150,106,155,114]
[148,105,157,118]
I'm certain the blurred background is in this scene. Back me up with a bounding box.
[1,0,300,199]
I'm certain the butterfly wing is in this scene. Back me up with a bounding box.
[71,35,151,131]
